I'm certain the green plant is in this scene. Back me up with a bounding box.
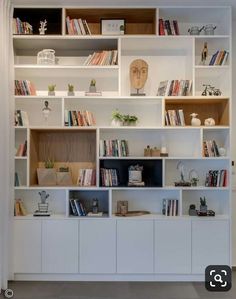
[200,197,206,206]
[90,79,96,87]
[48,84,56,92]
[44,159,54,169]
[123,114,138,124]
[111,109,123,121]
[191,177,199,186]
[68,84,74,92]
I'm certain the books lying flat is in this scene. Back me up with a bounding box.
[87,212,104,217]
[33,211,52,217]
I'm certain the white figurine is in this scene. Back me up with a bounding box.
[39,19,47,35]
[190,113,201,126]
[204,118,215,126]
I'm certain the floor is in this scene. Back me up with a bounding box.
[4,275,236,299]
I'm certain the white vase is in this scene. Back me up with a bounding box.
[190,113,201,126]
[204,118,215,126]
[111,119,122,127]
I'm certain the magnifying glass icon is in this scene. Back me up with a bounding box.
[214,274,223,283]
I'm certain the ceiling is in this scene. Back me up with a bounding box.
[11,0,236,20]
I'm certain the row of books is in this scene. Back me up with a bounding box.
[159,19,180,35]
[203,140,220,157]
[70,199,87,216]
[205,169,227,187]
[64,110,96,127]
[100,168,118,187]
[157,80,192,97]
[99,140,129,157]
[15,80,36,96]
[83,50,118,66]
[15,141,27,157]
[162,199,179,216]
[13,18,33,35]
[15,110,29,127]
[209,50,229,66]
[14,199,27,216]
[165,109,185,126]
[77,169,96,186]
[66,16,91,35]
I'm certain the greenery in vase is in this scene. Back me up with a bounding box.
[111,109,123,122]
[123,114,138,125]
[44,159,54,169]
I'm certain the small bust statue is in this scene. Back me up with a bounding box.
[130,59,148,96]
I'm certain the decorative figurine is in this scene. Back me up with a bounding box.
[39,19,47,35]
[130,59,148,96]
[48,84,56,96]
[34,190,51,216]
[189,169,199,186]
[201,42,208,65]
[175,161,191,187]
[189,204,197,216]
[42,100,52,124]
[190,113,201,126]
[67,84,75,96]
[202,84,222,96]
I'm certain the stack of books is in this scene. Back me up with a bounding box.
[64,110,96,127]
[157,80,192,96]
[12,18,33,34]
[162,199,179,216]
[203,140,220,157]
[84,50,118,66]
[99,139,129,157]
[165,110,185,126]
[205,169,227,187]
[77,169,96,186]
[66,16,91,35]
[15,80,36,96]
[70,199,87,216]
[15,140,27,157]
[15,110,29,127]
[159,19,180,35]
[100,168,118,187]
[14,199,27,216]
[209,50,229,66]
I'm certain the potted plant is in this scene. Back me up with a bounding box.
[67,84,75,96]
[37,158,56,186]
[200,196,207,214]
[191,177,199,187]
[111,109,123,127]
[123,114,138,126]
[89,79,96,93]
[48,84,56,96]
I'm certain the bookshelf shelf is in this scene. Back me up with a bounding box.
[12,4,231,281]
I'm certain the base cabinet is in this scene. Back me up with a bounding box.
[192,220,230,274]
[79,219,116,273]
[42,220,79,273]
[14,220,42,273]
[117,220,154,273]
[154,220,191,274]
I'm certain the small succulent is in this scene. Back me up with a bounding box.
[68,84,74,92]
[200,197,206,206]
[48,84,56,92]
[44,158,54,168]
[90,79,96,87]
[123,114,138,124]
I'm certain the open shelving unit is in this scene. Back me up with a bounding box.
[12,5,232,281]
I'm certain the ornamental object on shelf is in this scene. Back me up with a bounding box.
[130,59,148,96]
[190,113,201,126]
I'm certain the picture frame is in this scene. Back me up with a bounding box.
[101,19,125,35]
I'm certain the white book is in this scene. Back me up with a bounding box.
[64,109,69,126]
[99,140,104,157]
[74,19,82,35]
[21,110,29,126]
[78,18,86,35]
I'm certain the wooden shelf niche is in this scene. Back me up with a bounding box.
[29,129,96,186]
[165,97,229,126]
[65,8,157,35]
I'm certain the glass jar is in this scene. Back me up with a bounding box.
[204,24,217,35]
[37,49,56,65]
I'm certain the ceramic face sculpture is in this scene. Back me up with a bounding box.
[130,59,148,91]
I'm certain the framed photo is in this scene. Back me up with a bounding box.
[101,19,125,35]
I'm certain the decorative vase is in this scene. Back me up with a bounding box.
[89,86,96,93]
[204,118,215,126]
[48,91,55,96]
[67,91,75,96]
[200,205,208,213]
[111,119,122,127]
[190,113,201,126]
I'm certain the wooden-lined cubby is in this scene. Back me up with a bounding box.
[29,129,96,186]
[65,8,157,35]
[99,159,163,187]
[164,97,229,126]
[13,8,62,35]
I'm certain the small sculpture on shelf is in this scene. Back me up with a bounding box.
[48,84,56,96]
[67,84,75,96]
[130,59,148,96]
[190,113,201,126]
[175,161,191,187]
[34,191,51,216]
[39,19,47,35]
[85,79,102,96]
[189,169,199,186]
[201,42,208,65]
[42,100,52,124]
[204,118,215,126]
[128,164,145,187]
[201,84,222,96]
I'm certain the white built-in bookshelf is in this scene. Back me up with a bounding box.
[12,6,231,280]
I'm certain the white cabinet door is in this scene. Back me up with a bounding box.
[42,220,79,273]
[14,220,42,273]
[155,219,191,274]
[192,220,230,274]
[80,219,116,273]
[117,220,154,273]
